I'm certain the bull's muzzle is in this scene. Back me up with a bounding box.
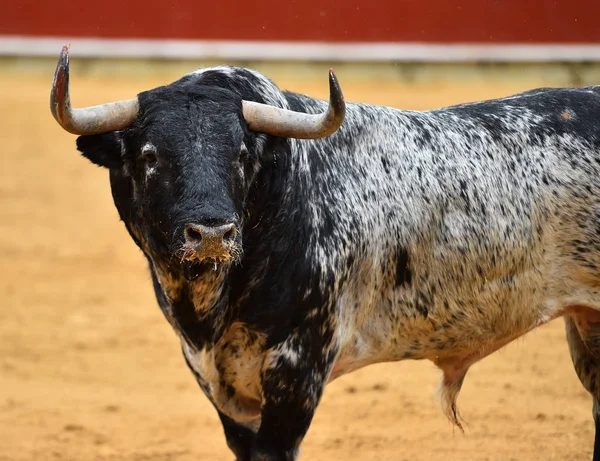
[183,222,239,263]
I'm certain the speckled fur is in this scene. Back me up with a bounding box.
[75,66,600,460]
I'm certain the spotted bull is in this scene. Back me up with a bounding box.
[51,45,600,460]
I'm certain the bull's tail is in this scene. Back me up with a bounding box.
[436,368,468,432]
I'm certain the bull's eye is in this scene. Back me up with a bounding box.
[141,143,158,170]
[239,143,249,162]
[143,152,158,167]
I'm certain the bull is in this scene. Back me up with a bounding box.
[50,45,600,460]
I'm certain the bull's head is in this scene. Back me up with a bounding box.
[50,46,345,282]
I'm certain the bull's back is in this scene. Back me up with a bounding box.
[306,85,600,251]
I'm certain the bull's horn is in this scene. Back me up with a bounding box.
[241,69,346,139]
[50,45,139,135]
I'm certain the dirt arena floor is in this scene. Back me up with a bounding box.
[0,64,596,461]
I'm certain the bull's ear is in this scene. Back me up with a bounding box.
[76,132,124,169]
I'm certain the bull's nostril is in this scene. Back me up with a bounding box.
[223,228,235,242]
[185,227,203,244]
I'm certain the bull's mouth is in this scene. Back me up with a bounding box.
[178,242,242,281]
[180,246,237,265]
[182,260,215,281]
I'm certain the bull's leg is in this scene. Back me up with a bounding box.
[565,313,600,460]
[250,330,336,461]
[182,347,257,460]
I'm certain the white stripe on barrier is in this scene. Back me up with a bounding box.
[1,36,599,62]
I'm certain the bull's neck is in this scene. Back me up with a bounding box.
[150,261,231,350]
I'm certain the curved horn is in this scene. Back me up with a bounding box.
[241,69,346,139]
[50,45,139,135]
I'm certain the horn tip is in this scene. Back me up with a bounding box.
[53,45,70,90]
[59,44,70,66]
[51,45,72,129]
[327,68,341,92]
[327,68,345,108]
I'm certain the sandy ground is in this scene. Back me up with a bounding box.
[0,67,596,461]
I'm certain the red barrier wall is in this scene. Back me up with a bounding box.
[3,0,600,43]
